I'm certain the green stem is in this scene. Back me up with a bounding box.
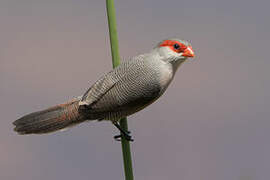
[106,1,134,180]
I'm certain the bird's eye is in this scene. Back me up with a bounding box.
[173,43,180,50]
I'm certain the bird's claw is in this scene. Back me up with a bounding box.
[114,135,122,141]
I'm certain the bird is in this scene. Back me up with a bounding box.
[13,38,195,141]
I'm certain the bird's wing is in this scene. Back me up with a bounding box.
[79,59,133,107]
[79,71,122,107]
[79,56,162,119]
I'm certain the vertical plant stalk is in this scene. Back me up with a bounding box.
[106,0,134,180]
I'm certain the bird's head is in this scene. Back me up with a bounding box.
[155,38,195,65]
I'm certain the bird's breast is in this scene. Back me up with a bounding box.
[156,61,174,93]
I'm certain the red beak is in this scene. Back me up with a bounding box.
[182,46,195,57]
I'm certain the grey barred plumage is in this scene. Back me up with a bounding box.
[79,54,168,121]
[13,38,194,135]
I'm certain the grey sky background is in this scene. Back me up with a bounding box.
[1,0,270,180]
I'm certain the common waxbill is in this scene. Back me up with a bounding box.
[13,38,195,141]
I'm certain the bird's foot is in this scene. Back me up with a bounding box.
[113,122,134,141]
[114,132,134,142]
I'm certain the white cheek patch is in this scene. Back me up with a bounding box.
[160,47,175,58]
[167,48,179,57]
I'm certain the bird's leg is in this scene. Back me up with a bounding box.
[113,122,134,142]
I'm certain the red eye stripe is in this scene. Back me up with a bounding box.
[159,40,186,53]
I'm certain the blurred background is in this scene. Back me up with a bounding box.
[1,0,270,179]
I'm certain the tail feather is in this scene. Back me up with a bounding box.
[13,98,86,135]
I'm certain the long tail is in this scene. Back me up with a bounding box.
[13,98,87,135]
